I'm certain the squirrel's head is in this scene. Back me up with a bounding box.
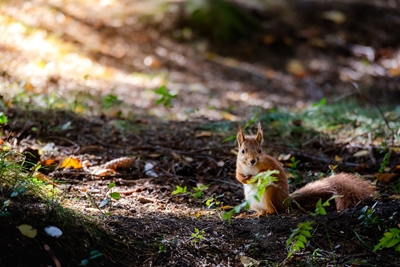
[237,122,263,167]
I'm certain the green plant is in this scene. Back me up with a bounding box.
[0,112,7,125]
[191,228,205,244]
[373,227,400,252]
[314,195,340,216]
[155,85,177,107]
[102,94,122,110]
[172,185,187,195]
[286,221,313,259]
[191,184,209,199]
[204,193,223,208]
[78,250,102,266]
[358,203,383,231]
[98,182,120,209]
[379,142,391,174]
[222,170,279,222]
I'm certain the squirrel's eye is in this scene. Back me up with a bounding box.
[241,149,245,154]
[258,149,262,153]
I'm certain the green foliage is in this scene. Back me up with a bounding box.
[191,228,205,244]
[171,184,210,200]
[184,0,263,42]
[78,250,102,266]
[155,85,177,107]
[222,170,279,222]
[311,97,327,107]
[0,112,7,125]
[314,195,340,216]
[172,185,187,195]
[204,193,223,208]
[222,116,259,143]
[109,192,121,200]
[379,142,391,174]
[191,184,209,199]
[286,221,313,259]
[103,94,122,110]
[358,203,384,231]
[373,228,400,252]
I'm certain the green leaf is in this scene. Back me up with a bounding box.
[109,192,121,200]
[108,182,116,189]
[79,259,89,266]
[172,185,187,195]
[0,112,7,125]
[89,250,102,260]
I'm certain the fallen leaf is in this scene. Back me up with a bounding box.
[103,157,134,171]
[240,256,260,267]
[321,10,346,24]
[353,163,368,172]
[262,34,275,44]
[18,224,37,238]
[92,168,116,176]
[60,157,82,169]
[334,155,343,162]
[353,150,370,157]
[148,153,161,158]
[195,131,212,138]
[376,173,399,183]
[286,59,307,77]
[40,158,56,166]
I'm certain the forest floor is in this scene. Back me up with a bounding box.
[1,1,400,266]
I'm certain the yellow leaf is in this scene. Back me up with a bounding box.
[18,224,37,238]
[60,157,82,169]
[334,155,342,162]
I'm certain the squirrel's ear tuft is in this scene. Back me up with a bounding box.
[256,122,263,144]
[237,125,245,147]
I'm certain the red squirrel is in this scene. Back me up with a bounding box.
[236,122,375,216]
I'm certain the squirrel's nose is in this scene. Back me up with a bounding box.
[250,159,256,165]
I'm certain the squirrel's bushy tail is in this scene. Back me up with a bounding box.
[290,173,375,211]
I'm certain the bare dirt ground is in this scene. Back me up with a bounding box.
[1,1,400,266]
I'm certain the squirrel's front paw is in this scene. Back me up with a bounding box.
[240,174,253,183]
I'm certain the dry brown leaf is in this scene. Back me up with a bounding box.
[60,157,82,169]
[148,154,161,158]
[265,69,275,79]
[353,163,368,172]
[195,131,212,138]
[92,168,116,177]
[286,59,307,77]
[376,173,399,184]
[103,157,134,171]
[262,35,275,44]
